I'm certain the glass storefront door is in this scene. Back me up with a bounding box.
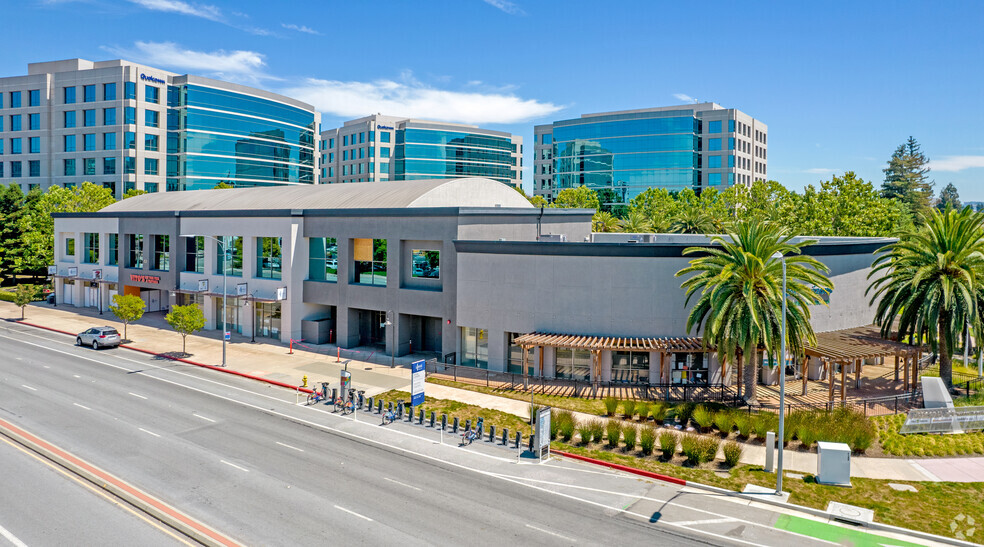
[254,302,281,338]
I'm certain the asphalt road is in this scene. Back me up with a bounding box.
[0,322,874,546]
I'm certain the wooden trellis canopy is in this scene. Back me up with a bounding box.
[803,325,920,362]
[513,332,710,353]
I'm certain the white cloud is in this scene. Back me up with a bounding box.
[281,23,320,35]
[283,75,561,125]
[930,155,984,172]
[103,41,274,84]
[128,0,221,21]
[804,168,838,174]
[673,93,697,103]
[482,0,524,14]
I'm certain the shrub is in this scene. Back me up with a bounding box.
[797,425,817,449]
[674,402,696,427]
[577,419,593,445]
[590,420,605,443]
[852,426,876,453]
[713,411,734,436]
[622,399,637,420]
[723,440,743,467]
[692,405,714,432]
[658,431,677,459]
[603,396,619,416]
[639,425,657,456]
[753,412,778,439]
[531,404,543,424]
[636,402,650,421]
[622,423,638,451]
[734,414,753,438]
[555,410,576,442]
[606,419,622,448]
[699,436,721,464]
[680,434,702,464]
[650,402,669,424]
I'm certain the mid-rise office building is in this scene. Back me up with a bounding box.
[0,58,319,198]
[533,103,767,207]
[319,114,521,187]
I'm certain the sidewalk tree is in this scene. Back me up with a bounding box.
[165,304,206,354]
[109,294,145,341]
[13,284,39,320]
[676,220,832,403]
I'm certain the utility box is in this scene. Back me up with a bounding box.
[301,318,332,344]
[817,441,852,487]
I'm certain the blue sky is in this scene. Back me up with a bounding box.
[7,0,983,199]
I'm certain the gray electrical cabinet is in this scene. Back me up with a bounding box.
[816,441,851,487]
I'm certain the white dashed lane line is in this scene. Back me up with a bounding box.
[73,403,91,410]
[128,392,147,400]
[21,385,37,391]
[526,524,576,542]
[334,505,373,522]
[383,477,421,491]
[138,427,160,438]
[275,441,303,452]
[220,460,249,472]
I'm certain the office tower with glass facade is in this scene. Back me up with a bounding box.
[319,114,522,187]
[0,58,318,198]
[533,103,767,207]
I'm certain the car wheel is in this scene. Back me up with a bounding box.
[92,340,99,350]
[76,337,82,346]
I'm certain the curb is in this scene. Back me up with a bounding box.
[0,417,239,547]
[550,449,975,547]
[14,320,313,394]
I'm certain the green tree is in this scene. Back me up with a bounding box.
[122,188,147,199]
[592,211,620,232]
[552,186,600,211]
[719,179,794,224]
[619,209,653,233]
[937,183,961,211]
[881,136,934,220]
[676,221,832,402]
[790,172,914,237]
[868,206,984,390]
[13,284,39,320]
[18,182,115,275]
[628,188,677,232]
[529,195,549,208]
[669,190,717,234]
[0,184,27,281]
[109,293,145,341]
[165,304,206,354]
[213,182,235,189]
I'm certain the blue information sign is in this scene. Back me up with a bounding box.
[410,359,425,407]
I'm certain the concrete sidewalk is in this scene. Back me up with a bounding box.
[4,300,982,483]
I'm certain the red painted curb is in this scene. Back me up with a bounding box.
[551,449,688,486]
[14,320,313,394]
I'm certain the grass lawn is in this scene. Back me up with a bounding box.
[374,389,534,437]
[874,413,984,457]
[922,361,981,384]
[426,377,609,415]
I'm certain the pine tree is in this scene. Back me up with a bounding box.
[881,136,934,220]
[936,183,961,211]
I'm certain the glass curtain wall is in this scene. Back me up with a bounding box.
[461,327,488,369]
[393,128,517,185]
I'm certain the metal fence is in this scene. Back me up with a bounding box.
[751,391,924,417]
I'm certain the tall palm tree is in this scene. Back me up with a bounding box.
[619,209,653,233]
[592,211,620,232]
[868,206,984,390]
[669,203,716,234]
[676,221,832,402]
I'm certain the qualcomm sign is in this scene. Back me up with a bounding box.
[140,73,166,85]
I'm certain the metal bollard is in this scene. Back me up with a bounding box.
[367,396,374,411]
[331,388,338,402]
[502,428,508,445]
[418,409,424,424]
[476,418,484,438]
[441,414,447,430]
[515,431,521,449]
[388,401,393,413]
[397,401,404,419]
[488,425,496,442]
[378,399,384,414]
[464,419,471,433]
[429,411,436,428]
[452,417,459,434]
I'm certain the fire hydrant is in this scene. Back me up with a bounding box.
[302,375,308,388]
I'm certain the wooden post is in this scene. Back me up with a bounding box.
[522,345,529,389]
[913,351,920,391]
[591,349,601,398]
[801,355,808,396]
[720,356,727,386]
[903,353,909,391]
[894,351,899,382]
[736,352,743,400]
[828,359,834,401]
[840,361,846,402]
[659,351,665,384]
[855,358,861,390]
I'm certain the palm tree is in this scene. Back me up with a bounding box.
[669,203,716,234]
[619,209,653,233]
[592,211,620,232]
[676,221,832,402]
[868,206,984,390]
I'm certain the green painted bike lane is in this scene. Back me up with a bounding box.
[775,515,929,547]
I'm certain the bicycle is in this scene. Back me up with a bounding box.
[461,428,478,445]
[307,382,329,405]
[382,409,397,425]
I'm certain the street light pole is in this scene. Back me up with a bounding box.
[773,251,787,495]
[389,310,395,368]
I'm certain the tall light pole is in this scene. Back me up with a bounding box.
[386,310,395,368]
[181,234,228,367]
[772,251,787,495]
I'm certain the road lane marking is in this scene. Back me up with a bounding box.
[671,518,738,526]
[334,505,373,521]
[73,374,81,378]
[0,523,28,547]
[383,477,421,491]
[138,428,160,438]
[21,385,37,391]
[73,403,92,410]
[128,392,147,400]
[220,460,249,472]
[194,414,216,423]
[526,524,575,542]
[275,441,303,452]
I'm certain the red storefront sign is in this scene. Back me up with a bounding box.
[129,274,161,284]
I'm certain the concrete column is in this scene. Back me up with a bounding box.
[648,351,661,384]
[204,295,217,330]
[542,346,556,378]
[336,306,359,349]
[485,328,506,372]
[600,350,612,383]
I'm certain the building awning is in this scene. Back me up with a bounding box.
[173,288,205,295]
[514,332,709,352]
[803,325,921,362]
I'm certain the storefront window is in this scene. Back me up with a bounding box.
[215,236,243,276]
[671,353,708,385]
[353,238,386,286]
[308,237,337,282]
[461,327,488,369]
[214,298,242,334]
[254,302,281,338]
[556,348,591,380]
[612,351,649,383]
[255,237,282,279]
[507,332,533,375]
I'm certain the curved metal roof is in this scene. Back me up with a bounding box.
[100,178,533,213]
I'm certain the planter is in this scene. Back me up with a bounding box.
[760,365,779,385]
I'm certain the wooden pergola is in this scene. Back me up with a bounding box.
[803,325,922,401]
[513,333,711,385]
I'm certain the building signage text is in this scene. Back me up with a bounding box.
[377,125,394,130]
[140,73,166,85]
[130,274,161,284]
